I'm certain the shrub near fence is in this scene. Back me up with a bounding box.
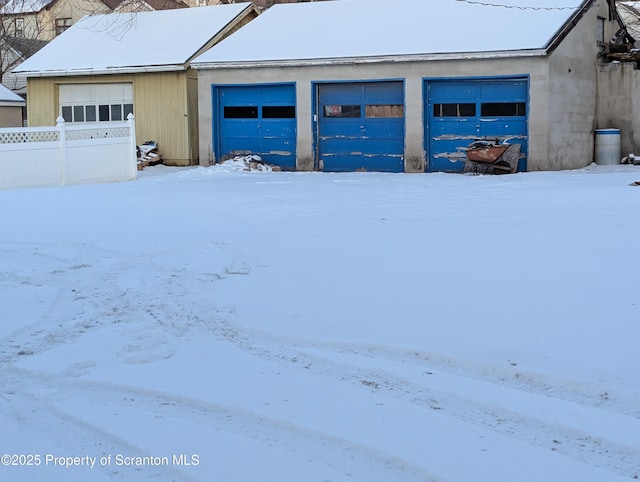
[0,114,137,190]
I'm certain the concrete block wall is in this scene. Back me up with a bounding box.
[597,62,640,158]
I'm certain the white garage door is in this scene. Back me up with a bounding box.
[59,83,133,123]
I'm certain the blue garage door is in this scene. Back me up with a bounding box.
[217,84,296,169]
[426,78,528,172]
[317,82,405,172]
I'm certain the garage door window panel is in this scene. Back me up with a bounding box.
[481,102,526,117]
[86,105,97,122]
[365,104,404,118]
[324,105,361,118]
[434,103,476,117]
[73,106,84,122]
[99,105,110,122]
[262,106,295,118]
[111,104,122,121]
[61,106,72,122]
[224,106,258,119]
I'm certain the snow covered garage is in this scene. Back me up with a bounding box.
[0,84,25,127]
[13,4,258,166]
[193,0,621,172]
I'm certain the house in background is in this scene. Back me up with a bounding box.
[192,0,624,172]
[616,1,640,46]
[0,82,26,126]
[181,0,331,8]
[1,0,111,101]
[0,0,113,41]
[12,3,259,165]
[112,0,188,13]
[0,0,196,98]
[1,35,47,96]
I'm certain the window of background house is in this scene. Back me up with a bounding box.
[597,17,605,44]
[15,18,24,37]
[55,18,72,36]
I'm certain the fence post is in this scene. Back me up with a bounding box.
[127,113,137,179]
[57,116,67,185]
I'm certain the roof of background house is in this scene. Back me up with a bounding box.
[192,0,592,67]
[0,83,25,104]
[617,1,640,43]
[138,0,188,9]
[113,0,189,11]
[98,0,122,9]
[1,36,48,58]
[0,0,55,14]
[0,0,187,14]
[13,3,256,76]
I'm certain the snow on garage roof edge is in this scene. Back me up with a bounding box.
[12,3,255,77]
[192,0,594,68]
[0,84,25,105]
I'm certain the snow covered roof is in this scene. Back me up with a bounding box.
[113,0,190,11]
[0,0,55,15]
[13,3,255,77]
[618,1,640,44]
[192,0,592,67]
[0,84,25,105]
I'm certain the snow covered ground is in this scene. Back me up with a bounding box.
[1,163,639,482]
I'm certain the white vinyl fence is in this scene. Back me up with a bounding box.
[0,114,137,190]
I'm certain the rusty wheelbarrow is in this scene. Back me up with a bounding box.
[464,141,513,174]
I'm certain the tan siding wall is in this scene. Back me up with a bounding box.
[27,71,195,165]
[0,106,24,127]
[26,77,57,123]
[187,70,200,163]
[133,72,192,165]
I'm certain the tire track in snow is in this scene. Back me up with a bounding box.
[272,337,640,419]
[1,241,441,481]
[3,240,638,479]
[1,372,200,482]
[198,321,640,479]
[0,240,235,364]
[3,366,443,482]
